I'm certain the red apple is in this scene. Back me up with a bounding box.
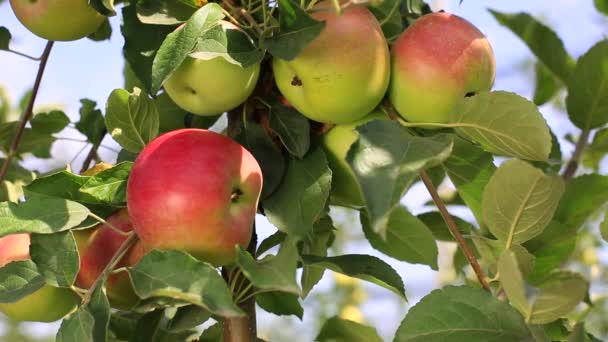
[127,129,263,266]
[0,234,80,322]
[74,209,146,309]
[389,12,496,124]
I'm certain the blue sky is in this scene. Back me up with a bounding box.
[1,0,607,340]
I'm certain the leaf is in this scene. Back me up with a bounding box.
[489,10,574,83]
[105,88,159,153]
[0,122,55,158]
[450,91,551,161]
[151,3,224,93]
[417,211,474,242]
[472,237,535,276]
[89,0,115,16]
[301,215,334,297]
[56,308,95,342]
[362,206,438,270]
[347,120,453,237]
[0,198,89,238]
[555,174,608,230]
[567,322,586,342]
[88,18,113,42]
[533,62,561,106]
[30,231,79,287]
[269,102,310,158]
[264,148,331,239]
[529,271,588,324]
[0,260,44,303]
[191,23,264,68]
[524,221,577,284]
[262,0,325,60]
[79,162,133,205]
[87,285,112,342]
[233,120,286,199]
[482,159,564,245]
[128,250,243,318]
[236,239,300,294]
[166,305,210,332]
[137,0,196,25]
[256,292,303,319]
[583,128,608,171]
[30,110,70,134]
[76,99,106,144]
[442,135,496,226]
[596,0,608,15]
[317,316,382,342]
[0,27,10,50]
[369,0,403,40]
[566,40,608,130]
[601,212,608,242]
[394,285,533,342]
[301,254,406,299]
[498,250,528,315]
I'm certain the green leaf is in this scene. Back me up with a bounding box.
[301,215,334,297]
[0,260,44,303]
[533,62,561,106]
[76,99,106,144]
[256,292,303,319]
[155,92,188,133]
[362,206,438,270]
[269,102,310,158]
[166,305,211,332]
[525,221,577,284]
[0,27,10,50]
[317,316,382,342]
[79,162,133,206]
[30,231,79,287]
[370,0,403,40]
[442,135,496,226]
[566,40,608,130]
[601,212,608,242]
[151,3,224,93]
[30,110,70,134]
[89,0,115,16]
[0,198,89,237]
[498,250,528,315]
[555,174,608,230]
[262,0,325,60]
[450,91,552,161]
[56,308,95,342]
[489,10,574,83]
[394,285,533,342]
[233,120,285,199]
[596,0,608,15]
[0,122,55,158]
[191,23,264,68]
[235,239,300,294]
[301,254,406,299]
[472,237,535,276]
[348,120,453,237]
[199,322,223,341]
[529,271,588,324]
[567,322,586,342]
[264,148,331,239]
[417,211,474,242]
[87,285,112,342]
[137,0,196,25]
[482,159,564,245]
[105,88,159,153]
[583,128,608,171]
[128,250,243,318]
[87,18,113,42]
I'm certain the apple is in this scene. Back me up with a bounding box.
[127,129,263,266]
[272,1,390,124]
[389,12,495,124]
[321,111,388,208]
[163,21,261,116]
[9,0,105,41]
[74,209,147,309]
[0,234,80,322]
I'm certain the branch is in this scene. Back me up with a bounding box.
[82,232,138,305]
[0,41,54,184]
[419,170,491,291]
[79,129,107,174]
[562,129,590,181]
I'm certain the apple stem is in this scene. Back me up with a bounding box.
[419,170,491,291]
[80,129,107,174]
[562,129,590,181]
[0,40,54,185]
[82,232,138,305]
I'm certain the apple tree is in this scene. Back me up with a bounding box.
[0,0,607,341]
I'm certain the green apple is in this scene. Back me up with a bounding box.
[163,21,261,116]
[0,234,79,322]
[272,1,390,124]
[389,12,495,124]
[127,129,263,266]
[9,0,105,41]
[321,111,388,208]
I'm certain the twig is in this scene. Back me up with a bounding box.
[238,8,263,35]
[0,41,54,184]
[82,232,138,305]
[562,129,590,181]
[419,170,491,290]
[79,129,106,174]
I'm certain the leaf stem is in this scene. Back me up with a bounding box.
[562,129,590,181]
[419,170,491,290]
[82,232,138,305]
[238,8,263,35]
[79,129,106,174]
[88,212,131,236]
[0,41,54,184]
[3,48,42,61]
